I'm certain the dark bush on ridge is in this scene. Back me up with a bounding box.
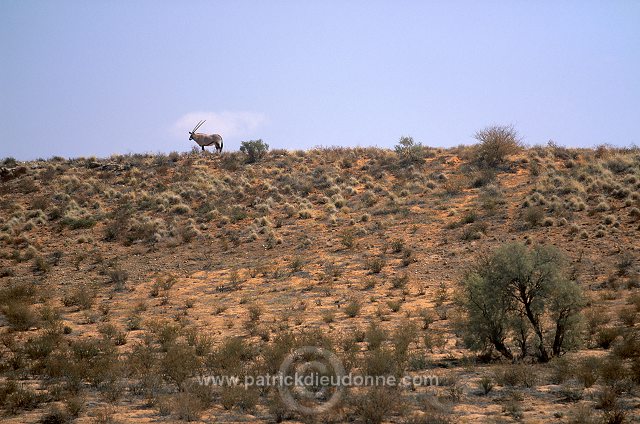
[473,125,522,168]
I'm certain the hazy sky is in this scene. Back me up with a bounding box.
[1,1,639,160]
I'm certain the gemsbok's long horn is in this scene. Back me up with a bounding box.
[191,120,206,133]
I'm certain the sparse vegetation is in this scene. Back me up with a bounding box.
[1,144,639,422]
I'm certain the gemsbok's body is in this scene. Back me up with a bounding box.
[189,120,223,153]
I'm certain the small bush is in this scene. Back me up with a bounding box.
[289,256,305,273]
[2,383,41,414]
[392,321,417,356]
[366,322,387,350]
[618,306,637,327]
[387,300,402,312]
[503,400,524,421]
[98,323,127,346]
[395,136,426,165]
[473,125,522,168]
[596,386,620,412]
[220,385,258,412]
[32,254,50,273]
[442,175,468,195]
[495,364,537,387]
[107,266,128,291]
[418,308,436,329]
[401,248,412,267]
[350,386,399,424]
[340,229,357,249]
[596,327,621,349]
[161,342,200,389]
[461,223,486,240]
[390,239,405,253]
[173,392,205,421]
[612,330,640,359]
[247,304,263,322]
[240,139,269,163]
[616,252,634,276]
[523,206,544,227]
[2,302,38,331]
[576,357,601,388]
[479,376,494,395]
[599,359,628,390]
[40,405,71,424]
[366,256,386,274]
[391,273,409,289]
[62,284,95,310]
[344,299,361,318]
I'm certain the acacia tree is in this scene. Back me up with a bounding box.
[458,243,583,362]
[473,125,522,168]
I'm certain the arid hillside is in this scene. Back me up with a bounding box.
[1,138,640,423]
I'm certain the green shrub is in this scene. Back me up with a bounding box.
[479,376,494,395]
[240,139,269,163]
[390,238,405,253]
[395,136,427,165]
[387,300,402,312]
[24,332,61,360]
[40,405,72,424]
[173,392,205,421]
[458,243,583,362]
[340,229,357,249]
[220,385,258,412]
[247,304,263,322]
[366,256,386,274]
[161,342,200,389]
[32,254,50,273]
[616,252,634,276]
[503,400,523,420]
[418,308,436,330]
[350,387,399,424]
[618,307,637,327]
[107,266,128,291]
[208,336,255,374]
[596,327,620,349]
[2,157,18,167]
[365,322,387,350]
[391,273,409,289]
[62,284,95,310]
[576,357,600,388]
[322,310,335,323]
[494,364,536,387]
[363,347,400,377]
[523,205,544,227]
[473,125,522,168]
[289,256,305,273]
[1,382,41,414]
[392,321,417,356]
[612,330,640,359]
[2,302,38,331]
[344,299,362,318]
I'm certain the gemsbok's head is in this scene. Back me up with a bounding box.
[188,120,223,153]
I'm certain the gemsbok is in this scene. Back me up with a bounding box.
[188,120,223,153]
